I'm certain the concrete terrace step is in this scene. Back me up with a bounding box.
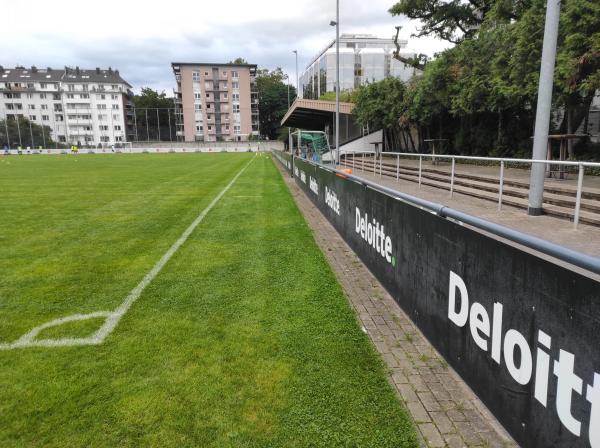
[342,159,600,227]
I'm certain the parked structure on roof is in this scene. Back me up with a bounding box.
[299,34,421,100]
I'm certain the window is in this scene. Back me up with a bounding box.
[42,115,49,121]
[234,125,241,134]
[194,103,201,111]
[28,104,35,109]
[223,93,228,100]
[207,104,211,109]
[222,71,227,77]
[66,94,75,99]
[29,115,36,121]
[5,104,14,110]
[55,114,64,121]
[225,125,229,131]
[204,71,209,76]
[68,84,75,91]
[233,104,240,113]
[113,114,119,121]
[206,93,210,98]
[99,94,105,100]
[232,93,240,102]
[196,125,203,132]
[114,125,121,131]
[111,94,118,100]
[40,83,47,89]
[4,92,21,99]
[192,71,200,81]
[27,93,34,99]
[40,93,47,99]
[53,94,60,100]
[27,83,34,89]
[41,104,48,110]
[232,82,239,89]
[97,104,107,109]
[232,70,239,78]
[112,104,119,110]
[99,125,109,131]
[101,136,110,142]
[115,136,123,142]
[111,84,118,90]
[208,125,212,131]
[58,135,66,142]
[194,93,202,100]
[82,84,88,92]
[80,93,89,99]
[14,103,23,110]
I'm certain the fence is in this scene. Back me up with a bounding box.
[340,151,600,229]
[273,149,600,448]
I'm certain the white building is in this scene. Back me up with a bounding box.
[300,34,421,99]
[0,65,134,148]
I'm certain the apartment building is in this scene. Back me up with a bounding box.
[300,34,420,99]
[0,65,134,147]
[172,62,259,142]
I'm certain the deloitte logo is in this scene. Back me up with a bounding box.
[309,176,319,195]
[325,186,340,215]
[449,271,600,446]
[354,207,395,267]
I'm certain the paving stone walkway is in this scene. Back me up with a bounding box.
[275,162,517,448]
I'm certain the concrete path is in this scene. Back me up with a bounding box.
[275,162,517,448]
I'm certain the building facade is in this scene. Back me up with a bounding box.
[300,34,420,99]
[0,65,133,147]
[172,62,259,142]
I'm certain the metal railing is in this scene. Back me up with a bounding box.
[285,152,600,276]
[341,151,600,229]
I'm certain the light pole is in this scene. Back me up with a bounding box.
[285,74,292,153]
[293,50,298,93]
[528,0,561,215]
[330,0,340,166]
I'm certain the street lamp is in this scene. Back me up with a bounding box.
[292,50,298,93]
[330,0,340,166]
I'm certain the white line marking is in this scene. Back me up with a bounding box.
[0,156,255,350]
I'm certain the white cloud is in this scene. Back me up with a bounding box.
[1,0,452,94]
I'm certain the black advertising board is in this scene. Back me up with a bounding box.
[279,153,600,448]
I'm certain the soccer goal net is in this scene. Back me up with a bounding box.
[290,130,332,164]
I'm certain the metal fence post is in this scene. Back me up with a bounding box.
[372,153,376,174]
[574,163,584,229]
[396,154,399,182]
[418,156,422,188]
[498,161,505,211]
[352,153,355,171]
[362,152,365,172]
[380,153,383,177]
[450,158,456,197]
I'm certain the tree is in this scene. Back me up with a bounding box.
[132,88,176,141]
[255,68,297,140]
[229,57,248,64]
[0,117,55,148]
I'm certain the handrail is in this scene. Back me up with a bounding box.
[345,150,600,168]
[288,153,600,276]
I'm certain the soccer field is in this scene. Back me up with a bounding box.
[0,153,417,447]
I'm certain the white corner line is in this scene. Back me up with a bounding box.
[0,155,256,351]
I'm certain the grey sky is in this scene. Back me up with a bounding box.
[2,0,451,95]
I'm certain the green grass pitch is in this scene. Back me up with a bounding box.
[0,153,417,447]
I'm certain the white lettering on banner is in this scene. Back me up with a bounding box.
[309,176,319,195]
[325,186,340,215]
[448,271,600,446]
[300,171,306,184]
[354,207,395,267]
[294,166,299,177]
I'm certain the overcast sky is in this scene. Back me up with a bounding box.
[2,0,451,95]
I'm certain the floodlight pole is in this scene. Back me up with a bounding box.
[528,0,561,215]
[335,0,340,166]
